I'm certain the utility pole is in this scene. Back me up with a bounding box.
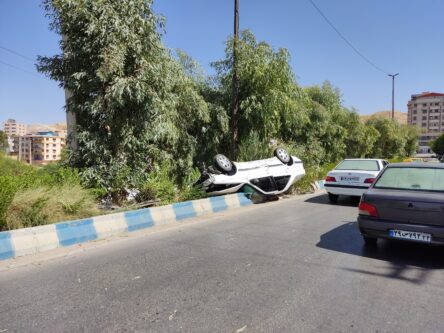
[230,0,239,159]
[388,73,399,120]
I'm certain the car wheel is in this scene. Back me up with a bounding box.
[328,192,339,203]
[274,147,291,164]
[363,236,377,246]
[214,154,233,173]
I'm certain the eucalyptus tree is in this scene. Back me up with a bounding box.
[211,30,308,157]
[38,0,211,192]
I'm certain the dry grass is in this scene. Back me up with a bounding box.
[6,184,99,230]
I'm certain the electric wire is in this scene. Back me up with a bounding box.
[308,0,390,75]
[0,59,46,80]
[0,45,35,62]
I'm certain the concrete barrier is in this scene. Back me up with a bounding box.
[0,193,252,261]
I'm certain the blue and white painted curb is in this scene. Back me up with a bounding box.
[311,180,325,191]
[0,193,252,261]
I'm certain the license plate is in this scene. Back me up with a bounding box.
[341,176,359,181]
[389,230,431,242]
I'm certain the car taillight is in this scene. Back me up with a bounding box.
[359,201,379,217]
[364,178,376,184]
[325,176,336,182]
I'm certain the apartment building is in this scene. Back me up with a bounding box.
[3,119,27,137]
[407,92,444,153]
[17,131,66,164]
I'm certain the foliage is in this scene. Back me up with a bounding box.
[137,163,205,205]
[38,0,213,194]
[343,110,380,158]
[237,132,274,161]
[431,132,444,156]
[0,131,8,152]
[365,117,416,159]
[291,162,337,194]
[211,30,308,157]
[0,155,97,230]
[5,184,98,230]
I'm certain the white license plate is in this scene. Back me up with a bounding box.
[389,230,431,242]
[341,176,359,181]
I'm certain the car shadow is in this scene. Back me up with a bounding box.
[317,221,444,284]
[305,193,360,207]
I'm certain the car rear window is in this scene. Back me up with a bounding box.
[374,167,444,192]
[335,160,379,171]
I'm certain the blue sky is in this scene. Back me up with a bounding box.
[1,0,444,124]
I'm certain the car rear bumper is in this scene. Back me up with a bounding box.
[324,184,369,197]
[358,216,444,245]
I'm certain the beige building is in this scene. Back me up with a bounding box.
[407,92,444,154]
[17,131,66,164]
[3,119,27,137]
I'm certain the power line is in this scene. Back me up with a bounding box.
[0,59,46,80]
[308,0,389,75]
[0,45,35,62]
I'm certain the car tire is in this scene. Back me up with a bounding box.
[214,154,233,173]
[274,147,292,164]
[363,236,377,246]
[328,192,339,203]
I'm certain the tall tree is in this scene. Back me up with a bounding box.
[211,30,308,156]
[38,0,211,191]
[431,133,444,156]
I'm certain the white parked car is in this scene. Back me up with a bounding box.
[196,148,306,196]
[324,159,388,203]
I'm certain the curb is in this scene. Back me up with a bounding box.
[311,179,325,191]
[0,193,252,261]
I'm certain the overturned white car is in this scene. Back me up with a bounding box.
[196,148,305,196]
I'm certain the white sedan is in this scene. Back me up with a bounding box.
[196,148,306,196]
[324,159,388,203]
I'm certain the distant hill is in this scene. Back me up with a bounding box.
[360,111,407,125]
[27,122,67,133]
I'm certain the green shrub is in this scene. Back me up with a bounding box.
[237,132,274,161]
[291,162,337,194]
[178,167,206,202]
[0,176,20,230]
[137,163,178,205]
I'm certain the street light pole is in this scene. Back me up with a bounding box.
[230,0,239,159]
[388,73,399,120]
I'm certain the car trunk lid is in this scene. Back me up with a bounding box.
[364,189,444,226]
[328,170,376,185]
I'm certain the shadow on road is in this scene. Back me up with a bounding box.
[305,193,359,207]
[317,221,444,284]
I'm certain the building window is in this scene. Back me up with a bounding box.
[413,110,417,114]
[422,123,427,127]
[423,103,427,107]
[52,155,57,159]
[46,155,49,159]
[422,116,427,120]
[53,144,56,147]
[435,103,439,106]
[412,116,417,121]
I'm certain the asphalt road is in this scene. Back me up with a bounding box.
[1,193,444,333]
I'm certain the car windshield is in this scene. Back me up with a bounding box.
[335,160,379,171]
[374,167,444,192]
